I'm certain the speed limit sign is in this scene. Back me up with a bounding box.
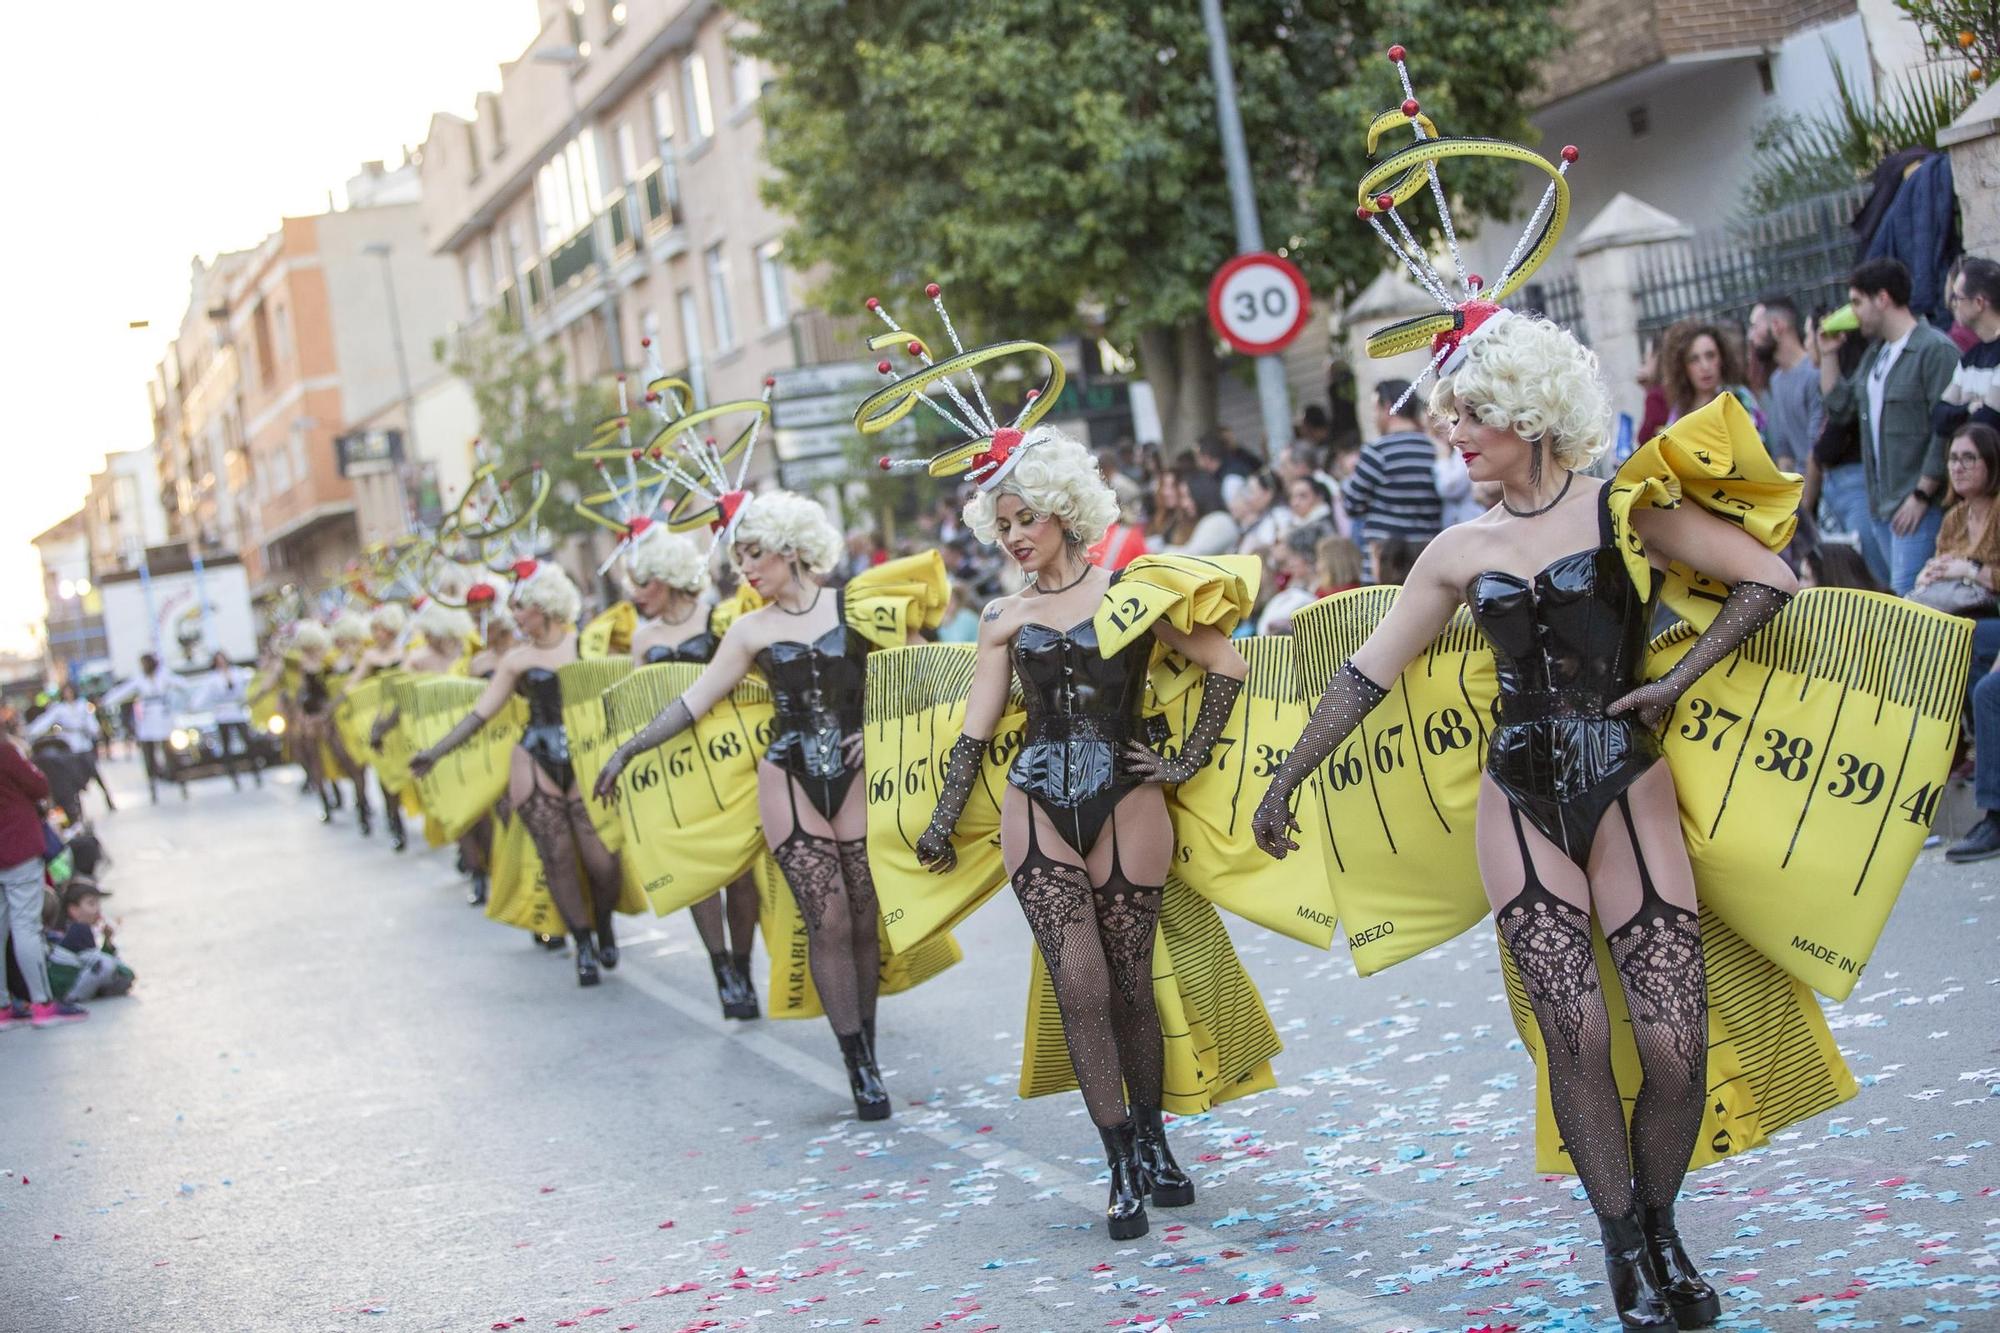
[1207,252,1312,356]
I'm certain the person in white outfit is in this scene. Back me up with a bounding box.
[197,651,259,790]
[98,654,183,804]
[26,683,113,812]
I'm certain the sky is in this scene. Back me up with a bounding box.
[0,1,542,656]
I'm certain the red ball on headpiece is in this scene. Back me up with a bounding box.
[1468,273,1484,290]
[763,375,775,387]
[640,337,651,348]
[530,462,544,472]
[1375,193,1395,212]
[864,297,881,310]
[467,583,496,605]
[906,340,922,356]
[1025,388,1041,401]
[1402,98,1419,117]
[1387,44,1406,61]
[629,448,642,460]
[511,559,539,580]
[877,456,892,470]
[877,359,892,374]
[645,392,659,403]
[924,282,941,298]
[1355,206,1373,221]
[1561,144,1580,163]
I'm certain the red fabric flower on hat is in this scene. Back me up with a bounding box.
[1433,300,1509,377]
[710,490,749,535]
[467,583,497,606]
[511,558,539,581]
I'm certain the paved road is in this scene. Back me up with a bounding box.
[2,758,1995,1332]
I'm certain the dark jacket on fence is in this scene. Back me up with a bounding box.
[1823,322,1960,521]
[1864,153,1962,328]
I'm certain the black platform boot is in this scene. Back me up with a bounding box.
[466,872,487,906]
[1097,1122,1150,1241]
[594,911,619,969]
[573,931,601,987]
[732,953,760,1018]
[710,953,756,1019]
[1600,1210,1675,1329]
[1641,1204,1722,1329]
[354,790,373,837]
[1132,1105,1195,1207]
[384,796,407,852]
[837,1032,891,1121]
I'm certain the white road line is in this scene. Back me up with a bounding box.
[611,962,1420,1331]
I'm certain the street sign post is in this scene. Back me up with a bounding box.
[1206,251,1312,357]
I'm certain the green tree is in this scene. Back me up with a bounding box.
[442,318,620,537]
[736,0,1565,455]
[1897,0,1998,83]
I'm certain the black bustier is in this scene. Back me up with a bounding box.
[299,669,329,716]
[1463,488,1662,865]
[1009,614,1152,853]
[752,598,869,818]
[643,629,718,665]
[515,667,573,788]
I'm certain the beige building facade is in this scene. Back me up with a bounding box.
[418,0,847,476]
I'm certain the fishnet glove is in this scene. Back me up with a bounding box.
[594,699,693,803]
[1608,580,1793,729]
[1252,662,1389,858]
[1124,673,1242,784]
[410,709,488,778]
[916,733,986,873]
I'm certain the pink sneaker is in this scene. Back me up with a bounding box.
[30,1000,88,1027]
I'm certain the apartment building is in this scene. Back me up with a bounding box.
[83,448,169,582]
[215,161,478,594]
[417,0,858,485]
[151,251,255,558]
[31,510,109,673]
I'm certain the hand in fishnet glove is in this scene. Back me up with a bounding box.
[1607,580,1792,729]
[1123,674,1243,784]
[916,733,987,873]
[1252,662,1388,859]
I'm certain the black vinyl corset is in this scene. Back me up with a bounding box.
[1009,616,1156,853]
[754,620,869,787]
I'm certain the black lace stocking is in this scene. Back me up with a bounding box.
[1092,834,1163,1113]
[837,840,882,1026]
[690,893,727,954]
[772,829,864,1034]
[1493,808,1633,1217]
[1012,822,1130,1127]
[566,795,622,925]
[1605,799,1708,1210]
[517,785,589,933]
[691,874,761,956]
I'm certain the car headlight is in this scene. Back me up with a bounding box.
[169,729,191,751]
[266,715,287,736]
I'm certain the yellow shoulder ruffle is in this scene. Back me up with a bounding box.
[844,550,950,648]
[579,600,639,659]
[1608,392,1802,630]
[1094,553,1260,702]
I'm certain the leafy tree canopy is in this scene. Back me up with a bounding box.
[737,0,1566,354]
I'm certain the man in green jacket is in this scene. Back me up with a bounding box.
[1818,257,1958,594]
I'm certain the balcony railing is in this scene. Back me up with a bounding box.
[549,223,597,292]
[639,161,681,231]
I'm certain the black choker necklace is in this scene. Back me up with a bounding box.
[1501,469,1575,518]
[773,588,823,616]
[1033,563,1093,596]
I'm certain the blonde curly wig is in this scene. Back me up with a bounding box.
[413,601,474,648]
[732,491,841,574]
[963,426,1120,548]
[1429,314,1610,471]
[289,620,332,657]
[368,602,408,638]
[625,528,706,594]
[329,613,369,646]
[509,563,583,625]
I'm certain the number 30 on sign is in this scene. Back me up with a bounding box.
[1207,252,1313,356]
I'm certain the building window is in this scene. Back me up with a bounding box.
[729,39,760,106]
[535,131,603,247]
[682,53,714,142]
[463,252,489,311]
[705,244,735,350]
[614,120,640,184]
[678,288,707,404]
[756,240,789,329]
[650,86,674,149]
[566,0,588,54]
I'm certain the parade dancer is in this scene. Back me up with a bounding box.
[455,601,516,907]
[412,556,624,987]
[1250,50,1791,1327]
[595,485,943,1119]
[339,601,412,850]
[623,526,761,1020]
[324,613,373,831]
[99,653,182,804]
[284,622,340,822]
[199,651,261,790]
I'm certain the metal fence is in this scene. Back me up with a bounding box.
[1634,184,1870,350]
[1508,271,1589,346]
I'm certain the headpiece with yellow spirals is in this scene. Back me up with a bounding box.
[419,441,553,631]
[1356,44,1580,407]
[854,282,1066,492]
[571,337,774,547]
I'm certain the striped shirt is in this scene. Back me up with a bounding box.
[1342,431,1443,545]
